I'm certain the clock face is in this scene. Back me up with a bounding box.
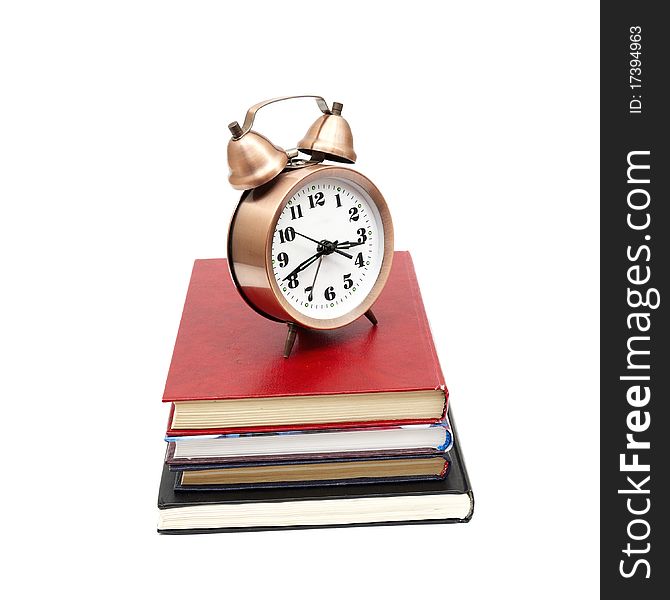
[270,176,385,320]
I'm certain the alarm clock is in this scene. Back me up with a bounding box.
[226,95,394,357]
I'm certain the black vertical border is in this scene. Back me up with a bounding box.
[601,2,669,596]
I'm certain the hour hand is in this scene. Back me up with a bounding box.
[335,240,365,250]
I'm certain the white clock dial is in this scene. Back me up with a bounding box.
[271,176,385,320]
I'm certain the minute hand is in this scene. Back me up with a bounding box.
[282,251,323,281]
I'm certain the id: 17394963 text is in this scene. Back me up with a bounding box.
[629,26,643,114]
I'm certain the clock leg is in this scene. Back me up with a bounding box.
[283,323,299,358]
[364,309,378,325]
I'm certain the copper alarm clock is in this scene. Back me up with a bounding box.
[226,95,394,356]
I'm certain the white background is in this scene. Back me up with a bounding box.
[0,2,599,598]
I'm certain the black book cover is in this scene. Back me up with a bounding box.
[157,409,473,533]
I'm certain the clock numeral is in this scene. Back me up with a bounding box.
[277,252,289,268]
[348,207,359,222]
[305,286,314,302]
[278,227,296,243]
[354,252,364,268]
[308,192,325,209]
[335,193,342,208]
[286,273,299,289]
[324,286,336,301]
[290,205,303,220]
[343,273,353,289]
[356,227,367,243]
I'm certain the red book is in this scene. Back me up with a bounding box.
[164,251,448,435]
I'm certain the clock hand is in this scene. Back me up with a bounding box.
[335,240,365,250]
[293,230,322,246]
[305,255,323,302]
[282,251,324,281]
[331,246,352,259]
[293,231,352,259]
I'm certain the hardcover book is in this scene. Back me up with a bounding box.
[163,252,449,435]
[172,453,449,491]
[165,420,452,466]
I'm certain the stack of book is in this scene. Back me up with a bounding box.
[157,252,473,533]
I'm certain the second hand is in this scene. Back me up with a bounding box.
[307,255,323,302]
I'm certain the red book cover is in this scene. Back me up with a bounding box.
[164,251,447,435]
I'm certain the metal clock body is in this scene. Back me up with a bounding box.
[228,164,394,330]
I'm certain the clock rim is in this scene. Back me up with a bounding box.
[264,165,394,329]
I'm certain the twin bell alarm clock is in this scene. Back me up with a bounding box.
[226,95,394,357]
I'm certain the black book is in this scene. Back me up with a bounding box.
[157,410,473,534]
